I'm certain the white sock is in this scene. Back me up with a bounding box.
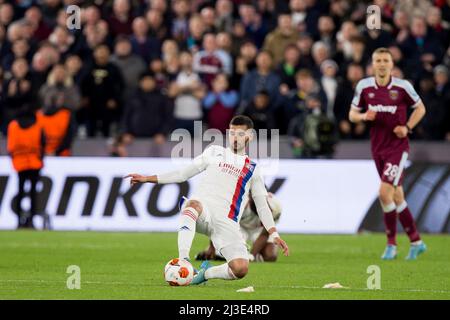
[205,263,237,280]
[178,207,198,260]
[412,240,423,246]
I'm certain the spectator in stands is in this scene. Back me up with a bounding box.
[317,15,336,54]
[65,54,86,86]
[187,14,206,53]
[146,9,168,42]
[416,65,450,140]
[130,16,161,64]
[215,0,234,33]
[333,63,368,139]
[242,89,276,136]
[48,26,76,60]
[398,15,444,81]
[81,45,124,137]
[200,6,217,34]
[168,51,205,135]
[240,51,281,112]
[311,40,331,77]
[288,94,336,159]
[239,3,267,48]
[280,69,326,134]
[111,36,146,100]
[193,33,226,88]
[2,39,31,72]
[123,72,173,143]
[2,58,33,134]
[171,0,190,44]
[24,6,52,42]
[108,0,134,37]
[277,44,301,93]
[39,63,80,113]
[263,14,300,66]
[0,3,15,28]
[319,59,339,119]
[231,40,257,91]
[203,73,238,133]
[426,6,450,50]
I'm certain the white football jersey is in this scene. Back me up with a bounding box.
[190,145,268,223]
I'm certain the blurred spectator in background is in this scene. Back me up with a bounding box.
[231,40,257,91]
[171,0,190,44]
[398,15,444,82]
[416,65,450,140]
[279,69,326,134]
[111,36,146,100]
[241,89,276,136]
[2,58,33,135]
[333,63,367,139]
[239,3,267,48]
[288,94,337,159]
[130,16,161,64]
[39,63,80,112]
[146,8,168,42]
[203,73,238,133]
[37,65,77,156]
[240,51,280,112]
[263,14,299,66]
[187,14,206,53]
[168,51,205,135]
[123,72,173,143]
[7,107,45,229]
[2,39,31,72]
[277,44,301,93]
[108,0,134,37]
[193,33,227,88]
[319,59,339,120]
[215,0,234,33]
[81,45,124,137]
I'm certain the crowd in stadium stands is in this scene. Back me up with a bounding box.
[0,0,450,158]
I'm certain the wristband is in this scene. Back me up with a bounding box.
[270,231,280,239]
[406,124,413,134]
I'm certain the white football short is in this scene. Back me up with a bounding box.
[180,196,249,262]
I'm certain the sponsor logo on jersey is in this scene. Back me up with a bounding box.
[368,104,397,114]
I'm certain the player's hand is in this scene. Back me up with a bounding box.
[363,109,376,121]
[274,237,289,257]
[393,125,408,138]
[124,173,149,186]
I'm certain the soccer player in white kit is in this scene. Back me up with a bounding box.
[125,115,289,285]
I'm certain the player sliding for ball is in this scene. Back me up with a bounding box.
[125,115,289,284]
[349,47,427,260]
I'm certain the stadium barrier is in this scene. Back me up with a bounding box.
[0,157,448,233]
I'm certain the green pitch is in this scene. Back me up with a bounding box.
[0,231,449,300]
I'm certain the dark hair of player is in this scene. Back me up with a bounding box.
[230,115,254,130]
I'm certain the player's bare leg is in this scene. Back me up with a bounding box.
[178,200,202,261]
[379,182,398,260]
[393,187,426,260]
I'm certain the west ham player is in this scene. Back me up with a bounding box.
[349,48,427,260]
[195,192,282,263]
[125,116,289,284]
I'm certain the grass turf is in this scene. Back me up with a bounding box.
[0,231,449,300]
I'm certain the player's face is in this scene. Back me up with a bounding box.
[372,52,393,79]
[228,125,252,153]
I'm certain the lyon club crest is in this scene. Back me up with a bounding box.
[389,90,399,100]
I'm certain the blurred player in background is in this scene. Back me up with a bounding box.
[7,108,45,229]
[349,48,427,260]
[125,115,289,285]
[195,192,282,262]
